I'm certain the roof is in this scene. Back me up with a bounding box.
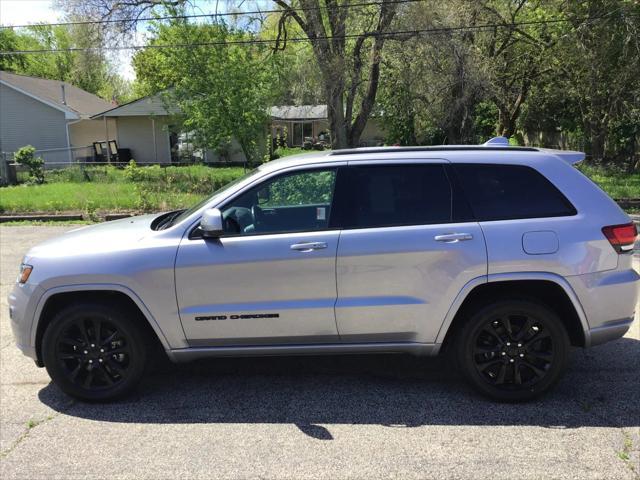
[92,92,180,118]
[0,71,113,119]
[258,140,584,174]
[270,105,327,120]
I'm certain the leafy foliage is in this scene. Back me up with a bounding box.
[133,14,278,164]
[13,146,45,185]
[1,24,132,102]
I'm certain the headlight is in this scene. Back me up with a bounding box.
[18,264,33,284]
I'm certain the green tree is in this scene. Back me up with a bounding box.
[2,23,132,102]
[134,17,278,163]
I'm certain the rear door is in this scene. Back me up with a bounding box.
[331,162,487,344]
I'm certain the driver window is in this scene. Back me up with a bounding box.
[221,168,337,235]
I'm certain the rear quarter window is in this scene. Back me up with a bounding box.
[453,164,577,221]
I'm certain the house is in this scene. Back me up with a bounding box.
[0,71,116,164]
[89,93,387,164]
[90,92,182,164]
[91,92,253,164]
[270,105,385,148]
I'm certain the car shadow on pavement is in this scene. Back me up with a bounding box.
[38,337,640,438]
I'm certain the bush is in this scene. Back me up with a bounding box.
[14,145,45,184]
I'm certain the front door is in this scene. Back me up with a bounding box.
[175,167,341,346]
[330,163,487,344]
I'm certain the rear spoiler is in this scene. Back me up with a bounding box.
[538,148,585,165]
[482,138,585,165]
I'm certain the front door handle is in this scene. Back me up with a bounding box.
[434,233,473,243]
[290,242,328,252]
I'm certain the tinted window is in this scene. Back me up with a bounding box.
[220,168,337,236]
[454,164,576,221]
[331,165,452,229]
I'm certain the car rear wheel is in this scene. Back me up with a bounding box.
[457,299,569,402]
[42,302,148,402]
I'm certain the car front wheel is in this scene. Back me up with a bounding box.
[42,302,148,402]
[457,299,570,402]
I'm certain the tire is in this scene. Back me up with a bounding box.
[456,299,569,402]
[42,302,148,402]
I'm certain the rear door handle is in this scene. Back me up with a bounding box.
[434,233,473,243]
[290,242,328,252]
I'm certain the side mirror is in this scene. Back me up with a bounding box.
[200,208,224,238]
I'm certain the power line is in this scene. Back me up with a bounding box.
[0,0,424,30]
[0,12,631,56]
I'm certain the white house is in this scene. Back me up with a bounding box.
[0,71,116,164]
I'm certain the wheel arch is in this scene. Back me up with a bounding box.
[436,273,590,349]
[32,284,173,366]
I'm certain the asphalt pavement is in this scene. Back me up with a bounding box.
[0,225,638,479]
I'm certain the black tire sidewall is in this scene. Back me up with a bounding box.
[457,300,569,402]
[42,303,148,402]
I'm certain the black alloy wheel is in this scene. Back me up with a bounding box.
[42,303,148,402]
[457,299,569,402]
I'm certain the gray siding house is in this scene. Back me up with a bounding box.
[0,71,115,164]
[91,93,183,164]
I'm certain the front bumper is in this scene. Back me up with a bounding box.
[8,282,45,361]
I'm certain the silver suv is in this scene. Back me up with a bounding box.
[9,139,638,402]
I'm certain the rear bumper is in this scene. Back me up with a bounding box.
[567,266,638,347]
[589,317,634,346]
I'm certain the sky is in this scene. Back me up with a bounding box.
[0,0,262,81]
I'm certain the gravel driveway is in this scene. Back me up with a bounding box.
[1,225,638,479]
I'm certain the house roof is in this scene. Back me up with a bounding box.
[0,71,113,119]
[270,105,327,120]
[92,91,180,118]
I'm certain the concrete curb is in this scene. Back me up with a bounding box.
[0,213,134,223]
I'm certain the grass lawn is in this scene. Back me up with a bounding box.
[577,165,640,199]
[1,159,639,215]
[0,182,203,213]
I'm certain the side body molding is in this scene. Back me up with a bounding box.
[32,283,175,359]
[435,272,591,347]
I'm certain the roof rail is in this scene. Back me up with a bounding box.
[329,145,538,156]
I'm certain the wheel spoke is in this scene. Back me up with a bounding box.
[474,345,500,355]
[478,359,502,372]
[514,318,532,341]
[75,319,91,346]
[98,365,115,385]
[495,364,507,384]
[69,363,83,381]
[106,358,126,377]
[525,331,551,346]
[100,330,119,347]
[59,353,82,360]
[60,338,83,348]
[522,360,547,378]
[514,363,522,384]
[482,328,505,346]
[83,370,94,388]
[501,316,514,337]
[92,319,102,344]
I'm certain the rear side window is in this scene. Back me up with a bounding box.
[331,164,452,229]
[454,164,576,221]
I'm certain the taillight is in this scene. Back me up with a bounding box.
[602,223,637,253]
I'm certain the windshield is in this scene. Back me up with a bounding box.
[166,168,261,227]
